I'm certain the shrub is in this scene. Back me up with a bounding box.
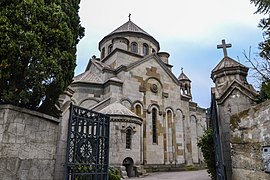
[197,128,216,180]
[109,167,121,180]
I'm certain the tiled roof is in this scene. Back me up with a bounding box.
[73,71,103,83]
[109,20,150,36]
[99,102,139,118]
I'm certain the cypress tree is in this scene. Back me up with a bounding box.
[0,0,84,116]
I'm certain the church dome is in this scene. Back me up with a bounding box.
[98,18,160,59]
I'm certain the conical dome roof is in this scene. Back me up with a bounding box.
[211,56,248,83]
[108,20,151,36]
[99,20,160,51]
[99,102,139,118]
[212,56,247,73]
[178,72,191,82]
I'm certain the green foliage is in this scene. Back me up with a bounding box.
[72,164,91,180]
[250,0,270,14]
[109,167,121,180]
[197,128,216,180]
[185,164,195,171]
[257,80,270,103]
[0,0,84,117]
[249,0,270,102]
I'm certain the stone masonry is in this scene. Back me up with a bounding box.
[0,105,60,180]
[231,100,270,180]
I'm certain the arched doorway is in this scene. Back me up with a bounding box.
[123,157,135,177]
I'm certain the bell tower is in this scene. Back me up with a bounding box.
[178,68,192,100]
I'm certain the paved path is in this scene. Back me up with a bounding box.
[128,170,211,180]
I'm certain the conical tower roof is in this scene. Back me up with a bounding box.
[108,20,151,36]
[99,19,160,51]
[99,102,139,118]
[178,71,191,82]
[212,56,247,73]
[211,56,248,83]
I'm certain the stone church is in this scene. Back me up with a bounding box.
[59,18,207,177]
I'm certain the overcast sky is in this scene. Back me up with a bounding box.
[76,0,265,108]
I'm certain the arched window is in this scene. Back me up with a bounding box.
[126,128,132,149]
[135,104,142,117]
[101,47,105,59]
[143,43,149,56]
[131,42,138,53]
[167,110,172,127]
[152,108,157,143]
[108,44,113,54]
[185,84,188,91]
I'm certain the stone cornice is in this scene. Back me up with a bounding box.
[110,116,142,125]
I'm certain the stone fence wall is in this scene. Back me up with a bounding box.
[230,100,270,180]
[0,105,60,180]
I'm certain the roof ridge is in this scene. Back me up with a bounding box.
[212,56,247,73]
[109,20,150,36]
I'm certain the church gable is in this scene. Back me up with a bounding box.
[215,79,258,104]
[119,53,179,85]
[113,55,182,108]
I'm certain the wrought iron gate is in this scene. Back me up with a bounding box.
[65,104,110,180]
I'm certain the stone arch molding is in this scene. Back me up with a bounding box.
[147,103,162,115]
[121,126,136,134]
[145,77,163,94]
[165,107,175,117]
[78,97,99,108]
[132,100,144,109]
[120,98,133,110]
[190,114,197,123]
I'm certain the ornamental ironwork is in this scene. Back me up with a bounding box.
[65,104,110,180]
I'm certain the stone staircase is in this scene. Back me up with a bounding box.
[134,165,148,177]
[119,165,148,179]
[119,166,128,179]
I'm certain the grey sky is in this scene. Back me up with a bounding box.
[76,0,264,108]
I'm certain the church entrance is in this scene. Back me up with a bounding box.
[123,157,135,177]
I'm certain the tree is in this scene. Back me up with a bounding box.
[248,0,270,102]
[0,0,84,117]
[197,128,216,180]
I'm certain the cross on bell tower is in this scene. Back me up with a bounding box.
[217,39,232,57]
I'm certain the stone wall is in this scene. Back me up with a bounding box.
[230,100,270,180]
[0,105,60,180]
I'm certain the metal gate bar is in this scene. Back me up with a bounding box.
[210,94,226,180]
[65,104,110,180]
